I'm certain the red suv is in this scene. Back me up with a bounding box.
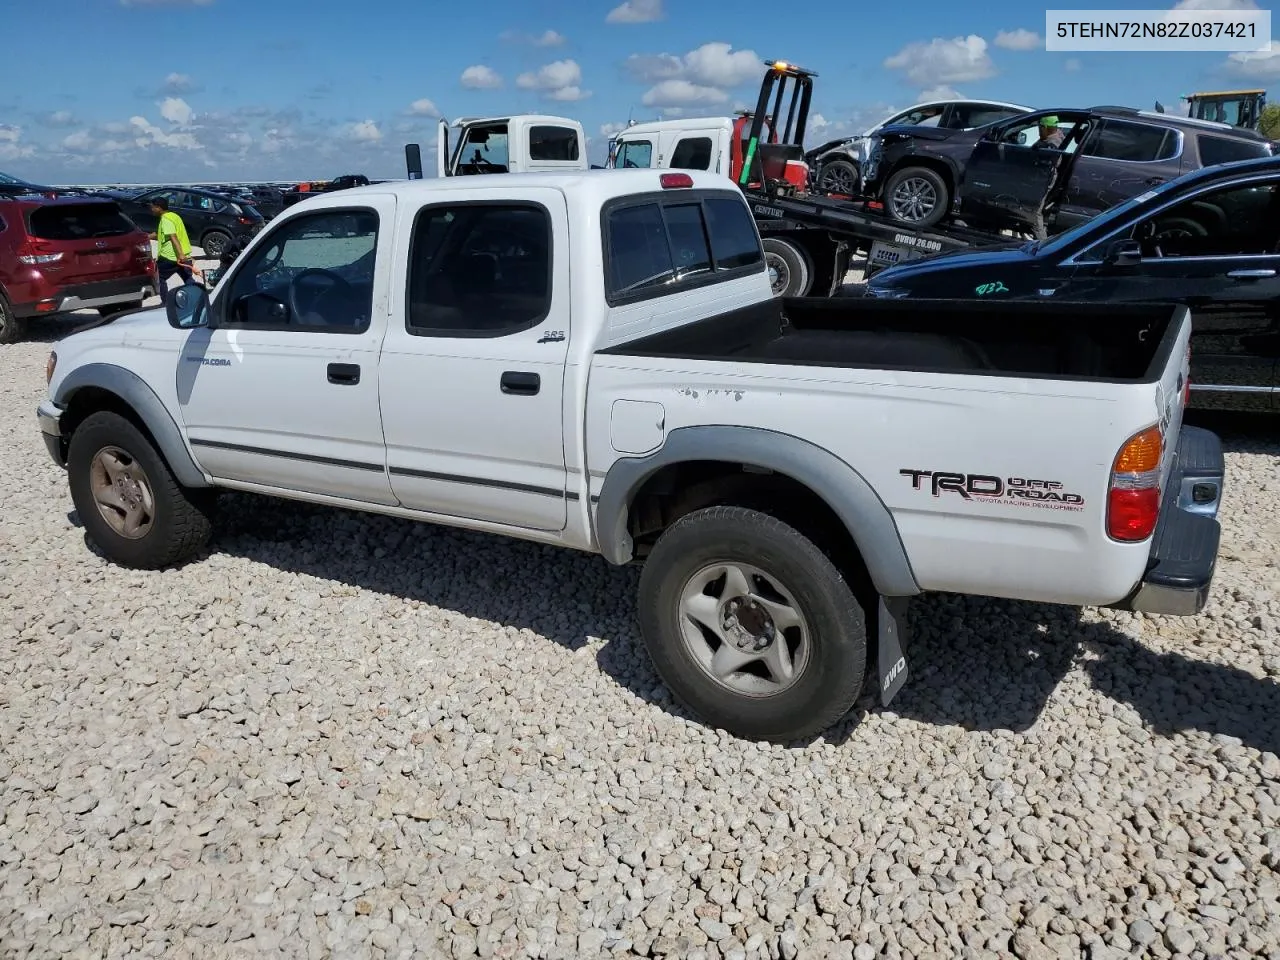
[0,196,156,343]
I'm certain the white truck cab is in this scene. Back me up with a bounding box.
[608,115,748,175]
[435,114,587,177]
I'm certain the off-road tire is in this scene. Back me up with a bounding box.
[0,290,24,344]
[637,506,868,742]
[67,411,213,569]
[884,165,949,229]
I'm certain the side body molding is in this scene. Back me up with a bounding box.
[53,362,210,489]
[594,424,921,597]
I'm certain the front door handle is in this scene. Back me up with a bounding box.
[500,371,540,395]
[327,362,361,384]
[1144,176,1166,185]
[1226,268,1276,280]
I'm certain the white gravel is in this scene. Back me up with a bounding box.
[2,320,1279,960]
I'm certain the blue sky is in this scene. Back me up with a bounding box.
[0,0,1275,184]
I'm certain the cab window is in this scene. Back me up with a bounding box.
[670,136,714,170]
[223,209,378,332]
[616,140,654,169]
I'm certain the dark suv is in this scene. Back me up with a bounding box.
[113,186,265,258]
[860,107,1274,235]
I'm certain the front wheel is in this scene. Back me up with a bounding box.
[67,411,214,569]
[761,238,813,297]
[884,166,949,228]
[637,506,869,742]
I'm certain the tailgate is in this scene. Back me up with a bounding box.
[26,204,147,283]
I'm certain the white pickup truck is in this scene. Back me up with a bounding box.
[36,169,1225,742]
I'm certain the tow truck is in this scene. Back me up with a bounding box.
[733,61,1022,295]
[607,62,1015,295]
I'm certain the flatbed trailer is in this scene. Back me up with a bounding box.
[737,60,1018,296]
[746,190,1015,295]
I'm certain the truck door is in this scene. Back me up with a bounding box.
[177,196,398,504]
[379,187,572,530]
[959,111,1087,229]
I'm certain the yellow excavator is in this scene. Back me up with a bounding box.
[1157,89,1267,131]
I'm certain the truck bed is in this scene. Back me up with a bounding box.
[602,296,1181,384]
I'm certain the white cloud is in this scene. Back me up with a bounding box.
[626,42,761,108]
[809,113,830,136]
[641,80,730,108]
[1226,43,1280,77]
[61,131,95,153]
[1172,0,1257,9]
[45,110,77,128]
[159,97,193,125]
[407,98,440,117]
[516,59,591,101]
[501,28,566,46]
[0,125,21,143]
[994,29,1041,50]
[918,85,964,101]
[129,116,199,150]
[606,0,663,23]
[160,72,198,94]
[346,120,382,142]
[1064,58,1082,72]
[460,65,503,90]
[600,122,628,138]
[884,35,997,87]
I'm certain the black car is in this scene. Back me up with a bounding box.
[115,186,265,258]
[863,155,1280,413]
[0,170,90,198]
[860,106,1274,236]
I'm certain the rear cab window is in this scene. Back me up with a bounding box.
[529,126,580,162]
[603,190,764,305]
[27,203,136,240]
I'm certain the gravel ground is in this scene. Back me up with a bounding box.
[1,321,1278,960]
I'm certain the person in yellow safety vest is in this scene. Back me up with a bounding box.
[148,196,194,304]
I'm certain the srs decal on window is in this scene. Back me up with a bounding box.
[975,281,1009,296]
[900,469,1085,512]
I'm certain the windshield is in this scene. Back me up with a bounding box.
[1033,176,1187,257]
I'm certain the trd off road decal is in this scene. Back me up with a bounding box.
[900,469,1085,512]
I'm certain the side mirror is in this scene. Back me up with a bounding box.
[166,283,210,329]
[1103,239,1143,268]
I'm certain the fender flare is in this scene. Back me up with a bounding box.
[594,424,921,597]
[53,362,210,488]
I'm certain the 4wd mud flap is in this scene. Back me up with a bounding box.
[877,595,911,706]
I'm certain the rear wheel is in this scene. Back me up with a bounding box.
[818,158,859,196]
[637,506,869,742]
[67,411,214,569]
[200,230,232,259]
[0,291,23,344]
[761,238,813,297]
[884,166,949,228]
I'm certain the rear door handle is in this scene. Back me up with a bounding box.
[327,362,361,384]
[1226,268,1277,279]
[500,371,540,395]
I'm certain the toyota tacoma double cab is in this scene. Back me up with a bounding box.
[36,169,1225,742]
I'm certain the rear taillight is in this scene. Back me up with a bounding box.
[16,238,63,265]
[1107,425,1164,542]
[237,216,255,225]
[136,241,152,258]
